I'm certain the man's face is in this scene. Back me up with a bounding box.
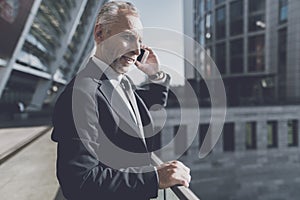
[95,14,143,74]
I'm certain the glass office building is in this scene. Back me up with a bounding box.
[166,0,300,199]
[192,0,300,106]
[0,0,107,115]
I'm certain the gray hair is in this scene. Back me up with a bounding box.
[96,1,139,27]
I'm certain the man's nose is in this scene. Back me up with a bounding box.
[131,40,141,55]
[132,47,140,56]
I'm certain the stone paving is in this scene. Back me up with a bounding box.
[0,130,59,200]
[0,126,50,162]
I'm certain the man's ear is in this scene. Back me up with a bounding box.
[94,24,103,44]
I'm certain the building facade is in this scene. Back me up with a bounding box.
[165,0,300,199]
[0,0,107,115]
[191,0,300,106]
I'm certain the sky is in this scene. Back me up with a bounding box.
[123,0,185,86]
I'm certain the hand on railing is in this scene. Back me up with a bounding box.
[156,160,191,189]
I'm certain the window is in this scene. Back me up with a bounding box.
[205,0,212,11]
[223,123,235,152]
[248,14,265,32]
[205,46,214,77]
[216,6,226,39]
[278,28,287,101]
[216,42,226,74]
[249,0,265,13]
[248,35,265,72]
[246,122,257,149]
[196,0,204,17]
[279,0,288,23]
[230,38,244,73]
[199,19,205,45]
[199,124,212,154]
[248,0,266,32]
[288,120,298,147]
[205,12,213,43]
[2,71,39,106]
[199,124,210,148]
[174,125,188,155]
[267,121,278,148]
[216,0,225,5]
[230,0,244,36]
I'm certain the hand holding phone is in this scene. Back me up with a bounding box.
[137,49,149,64]
[135,47,160,76]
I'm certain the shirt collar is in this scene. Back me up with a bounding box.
[92,56,123,83]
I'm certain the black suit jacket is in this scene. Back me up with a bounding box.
[51,59,170,200]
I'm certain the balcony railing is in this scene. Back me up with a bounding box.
[151,154,200,200]
[54,154,200,200]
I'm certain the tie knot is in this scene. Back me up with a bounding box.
[121,76,131,91]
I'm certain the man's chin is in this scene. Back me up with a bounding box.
[114,65,130,74]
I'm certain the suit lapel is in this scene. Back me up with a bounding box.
[84,59,152,151]
[134,92,154,149]
[99,80,140,131]
[100,81,151,150]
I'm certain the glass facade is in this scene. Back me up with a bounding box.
[216,6,226,39]
[248,0,265,13]
[199,124,209,149]
[248,34,265,72]
[230,0,244,36]
[288,120,298,147]
[0,0,35,66]
[267,121,278,148]
[0,0,107,112]
[59,0,97,79]
[248,0,266,32]
[278,28,287,102]
[279,0,288,23]
[205,12,213,43]
[205,0,212,11]
[1,71,39,107]
[230,38,244,73]
[215,42,226,74]
[246,122,257,149]
[17,0,77,73]
[216,0,225,5]
[223,123,235,152]
[193,0,299,106]
[195,0,205,45]
[205,46,213,77]
[191,1,300,199]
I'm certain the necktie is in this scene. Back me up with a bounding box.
[120,76,146,144]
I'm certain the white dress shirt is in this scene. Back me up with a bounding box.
[92,56,138,124]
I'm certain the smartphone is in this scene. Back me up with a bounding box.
[137,49,149,64]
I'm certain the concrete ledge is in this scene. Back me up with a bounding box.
[0,126,52,164]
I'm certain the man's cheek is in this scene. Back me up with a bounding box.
[111,41,131,59]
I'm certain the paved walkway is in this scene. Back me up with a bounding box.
[0,126,51,162]
[0,127,59,200]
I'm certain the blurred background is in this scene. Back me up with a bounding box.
[0,0,299,199]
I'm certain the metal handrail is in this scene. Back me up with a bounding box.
[151,154,200,200]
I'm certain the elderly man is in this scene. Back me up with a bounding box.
[51,1,191,199]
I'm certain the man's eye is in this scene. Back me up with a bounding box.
[123,35,135,41]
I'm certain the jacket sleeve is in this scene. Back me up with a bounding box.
[135,74,171,109]
[56,138,158,200]
[52,85,158,200]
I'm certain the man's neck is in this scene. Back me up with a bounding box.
[92,56,123,82]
